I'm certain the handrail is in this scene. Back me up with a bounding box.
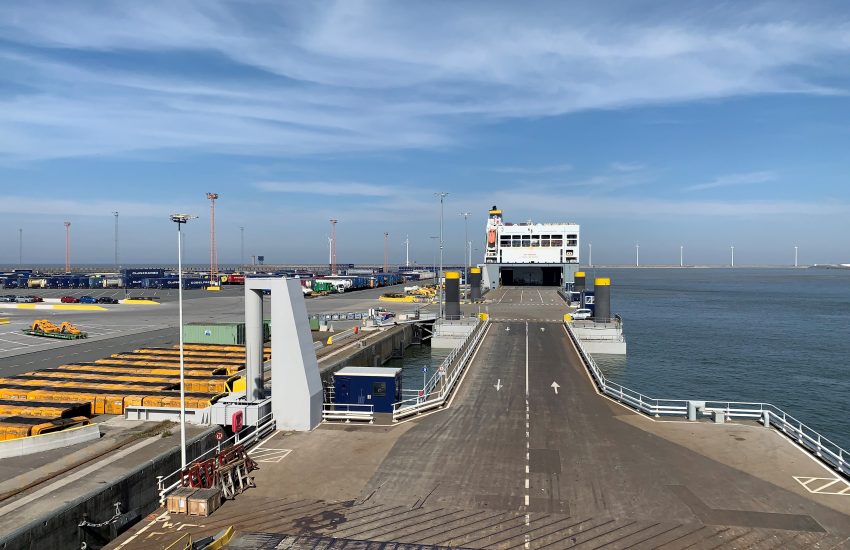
[392,319,489,420]
[156,410,275,506]
[563,322,849,478]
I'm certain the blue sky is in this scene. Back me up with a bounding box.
[1,1,850,266]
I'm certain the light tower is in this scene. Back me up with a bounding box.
[588,242,592,267]
[680,245,684,268]
[64,222,71,272]
[240,226,245,267]
[404,235,410,267]
[113,211,119,271]
[794,245,798,268]
[383,232,389,273]
[329,219,338,275]
[731,245,735,267]
[435,192,449,318]
[18,228,22,266]
[170,213,197,469]
[206,193,219,285]
[635,242,640,267]
[460,211,471,285]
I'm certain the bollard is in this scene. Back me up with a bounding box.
[762,409,770,428]
[687,400,705,421]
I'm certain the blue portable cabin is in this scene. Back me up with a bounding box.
[333,367,402,414]
[581,290,595,314]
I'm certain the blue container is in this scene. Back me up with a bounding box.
[333,367,402,414]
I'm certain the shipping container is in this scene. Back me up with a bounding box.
[183,322,246,345]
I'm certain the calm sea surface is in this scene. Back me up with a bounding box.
[592,267,850,451]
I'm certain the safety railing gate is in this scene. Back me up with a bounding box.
[563,322,849,478]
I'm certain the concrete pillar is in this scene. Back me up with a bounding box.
[593,277,611,322]
[574,271,586,293]
[445,271,461,320]
[762,409,771,428]
[244,288,265,401]
[246,278,322,431]
[469,267,482,302]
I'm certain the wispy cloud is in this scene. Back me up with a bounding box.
[492,163,573,174]
[255,181,397,197]
[683,171,777,192]
[0,2,848,161]
[611,162,645,172]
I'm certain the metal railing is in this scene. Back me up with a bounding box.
[563,322,849,478]
[392,319,489,421]
[321,403,375,423]
[155,411,276,506]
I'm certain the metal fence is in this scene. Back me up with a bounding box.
[392,319,490,421]
[155,410,276,506]
[564,322,849,478]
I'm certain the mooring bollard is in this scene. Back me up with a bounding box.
[687,400,705,421]
[762,409,770,428]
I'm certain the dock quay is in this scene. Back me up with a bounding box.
[111,286,850,549]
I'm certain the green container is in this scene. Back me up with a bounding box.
[308,315,320,331]
[182,322,246,345]
[263,320,271,342]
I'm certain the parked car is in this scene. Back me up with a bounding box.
[97,296,119,304]
[14,296,35,303]
[60,296,79,303]
[1,295,18,302]
[27,295,43,302]
[79,296,98,304]
[570,308,593,320]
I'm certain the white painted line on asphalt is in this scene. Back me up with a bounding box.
[520,290,524,303]
[537,289,543,302]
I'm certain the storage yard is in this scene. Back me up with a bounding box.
[0,273,442,548]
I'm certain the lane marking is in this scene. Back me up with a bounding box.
[524,320,531,549]
[793,476,850,496]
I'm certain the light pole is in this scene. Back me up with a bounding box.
[383,232,389,273]
[113,211,119,271]
[430,236,439,277]
[588,242,592,268]
[731,245,735,267]
[460,212,470,285]
[435,192,449,318]
[18,228,22,266]
[404,235,410,267]
[794,246,798,268]
[635,243,640,267]
[680,245,683,268]
[170,213,197,469]
[240,226,245,267]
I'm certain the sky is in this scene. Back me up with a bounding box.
[1,1,850,266]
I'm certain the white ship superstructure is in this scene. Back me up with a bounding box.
[481,205,580,288]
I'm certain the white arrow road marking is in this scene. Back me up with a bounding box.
[494,379,503,391]
[540,327,545,332]
[551,381,560,394]
[505,326,511,331]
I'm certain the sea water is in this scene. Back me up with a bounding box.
[591,267,850,451]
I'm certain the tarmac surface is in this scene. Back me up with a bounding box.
[110,287,850,549]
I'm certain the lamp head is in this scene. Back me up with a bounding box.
[170,214,197,224]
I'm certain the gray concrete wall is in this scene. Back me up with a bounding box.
[1,428,218,550]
